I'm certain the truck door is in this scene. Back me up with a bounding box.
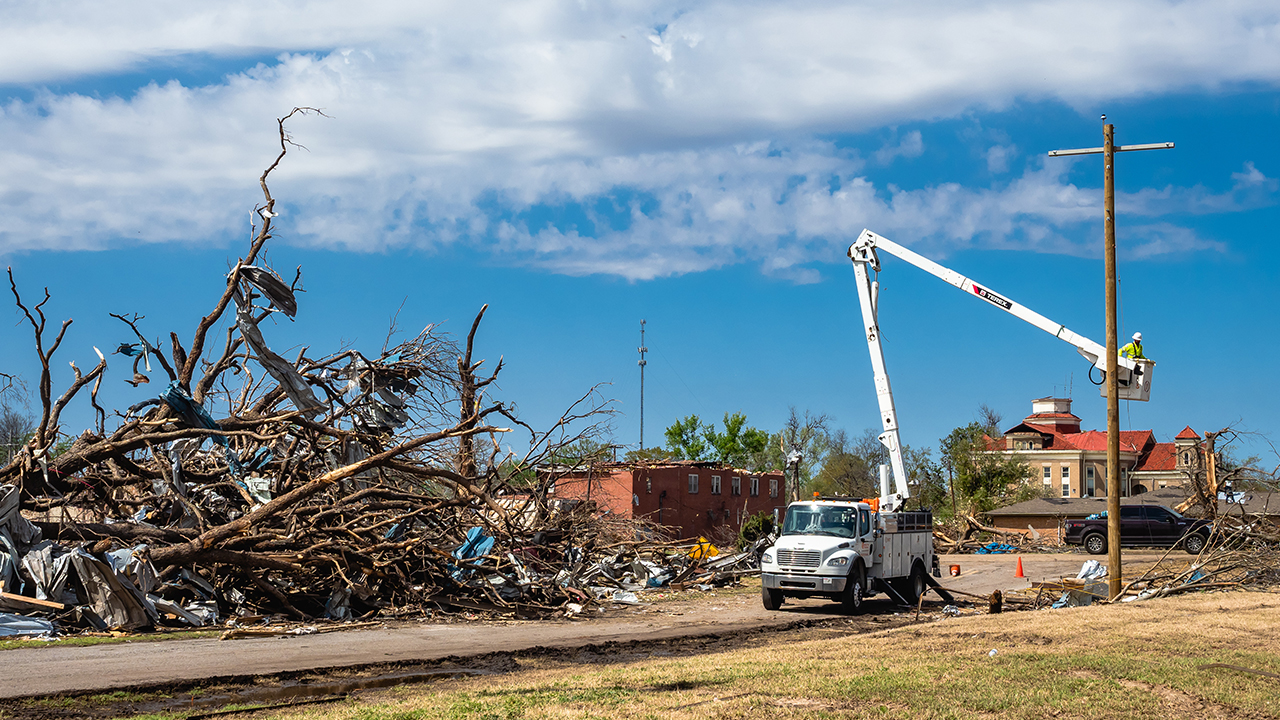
[1143,506,1179,546]
[1118,506,1150,547]
[857,508,873,559]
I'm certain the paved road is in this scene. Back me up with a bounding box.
[935,549,1180,596]
[0,550,1177,699]
[1,600,838,699]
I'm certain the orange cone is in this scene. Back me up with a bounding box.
[1014,556,1025,578]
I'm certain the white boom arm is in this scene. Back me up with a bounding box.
[849,230,1152,396]
[846,228,1155,510]
[848,238,911,513]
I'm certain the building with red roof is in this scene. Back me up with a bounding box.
[991,398,1200,499]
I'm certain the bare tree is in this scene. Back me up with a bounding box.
[0,382,33,466]
[978,403,1004,438]
[778,407,830,502]
[0,109,614,620]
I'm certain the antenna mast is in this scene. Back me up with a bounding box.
[638,320,647,449]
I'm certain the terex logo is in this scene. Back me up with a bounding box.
[972,284,1012,310]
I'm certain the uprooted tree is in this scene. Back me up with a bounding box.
[0,109,619,625]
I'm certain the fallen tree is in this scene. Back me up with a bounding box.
[0,109,680,629]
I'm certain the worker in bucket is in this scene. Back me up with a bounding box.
[1120,332,1146,359]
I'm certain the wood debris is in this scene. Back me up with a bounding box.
[0,112,754,637]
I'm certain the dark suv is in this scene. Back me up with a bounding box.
[1063,504,1211,555]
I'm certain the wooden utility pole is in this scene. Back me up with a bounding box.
[1049,117,1172,600]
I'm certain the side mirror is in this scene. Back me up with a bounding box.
[873,529,883,539]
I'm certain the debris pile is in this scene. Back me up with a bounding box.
[1112,514,1280,602]
[0,112,756,638]
[933,516,1055,554]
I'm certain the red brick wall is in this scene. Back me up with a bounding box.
[552,465,787,540]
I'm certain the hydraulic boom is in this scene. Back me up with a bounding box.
[846,229,1155,508]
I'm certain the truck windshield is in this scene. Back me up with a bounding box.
[781,504,860,538]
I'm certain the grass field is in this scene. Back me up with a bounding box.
[0,628,223,653]
[159,589,1280,720]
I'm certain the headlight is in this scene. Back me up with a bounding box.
[762,552,773,564]
[826,556,849,567]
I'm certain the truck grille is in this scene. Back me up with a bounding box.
[776,549,821,568]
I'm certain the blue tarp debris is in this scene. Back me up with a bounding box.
[0,613,55,638]
[451,527,495,581]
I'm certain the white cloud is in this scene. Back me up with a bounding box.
[986,145,1016,174]
[873,131,924,166]
[0,1,1276,276]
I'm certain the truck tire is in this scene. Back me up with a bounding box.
[1182,532,1207,555]
[1083,533,1107,555]
[841,563,866,615]
[762,585,784,611]
[905,562,927,604]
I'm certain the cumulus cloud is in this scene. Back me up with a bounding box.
[0,0,1276,276]
[986,145,1016,174]
[873,131,924,166]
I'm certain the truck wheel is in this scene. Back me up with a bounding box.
[841,564,866,615]
[1084,533,1107,555]
[1182,532,1207,555]
[762,585,784,611]
[906,562,927,604]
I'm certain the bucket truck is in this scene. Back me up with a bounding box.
[760,228,1153,614]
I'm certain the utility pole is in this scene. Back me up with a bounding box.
[1049,116,1173,600]
[638,320,647,450]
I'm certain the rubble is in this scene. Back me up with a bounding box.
[933,515,1056,554]
[0,111,758,639]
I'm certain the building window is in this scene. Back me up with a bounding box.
[688,474,699,494]
[646,477,652,493]
[1061,465,1071,497]
[750,477,759,496]
[711,475,722,495]
[731,477,741,496]
[1042,465,1052,486]
[1085,466,1095,497]
[769,478,778,498]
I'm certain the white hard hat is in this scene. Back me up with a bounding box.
[1132,332,1142,342]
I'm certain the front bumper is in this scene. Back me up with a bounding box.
[762,571,847,593]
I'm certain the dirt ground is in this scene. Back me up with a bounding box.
[0,548,1182,717]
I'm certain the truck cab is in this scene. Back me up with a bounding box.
[760,498,938,613]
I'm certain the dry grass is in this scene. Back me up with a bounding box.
[167,590,1280,720]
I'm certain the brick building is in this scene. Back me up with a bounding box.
[992,397,1200,498]
[548,461,788,540]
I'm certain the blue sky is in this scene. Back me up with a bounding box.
[1,1,1277,466]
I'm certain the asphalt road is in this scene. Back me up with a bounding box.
[0,549,1180,699]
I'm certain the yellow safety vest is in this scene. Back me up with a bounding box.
[1120,341,1145,359]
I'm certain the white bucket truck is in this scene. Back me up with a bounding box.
[763,228,1159,612]
[761,496,942,612]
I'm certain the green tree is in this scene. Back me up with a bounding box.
[809,429,943,509]
[940,421,1040,513]
[904,445,948,514]
[703,411,770,469]
[663,412,770,467]
[623,446,675,463]
[737,511,776,549]
[809,428,881,498]
[664,414,709,461]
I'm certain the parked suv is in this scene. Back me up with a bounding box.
[1063,504,1211,555]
